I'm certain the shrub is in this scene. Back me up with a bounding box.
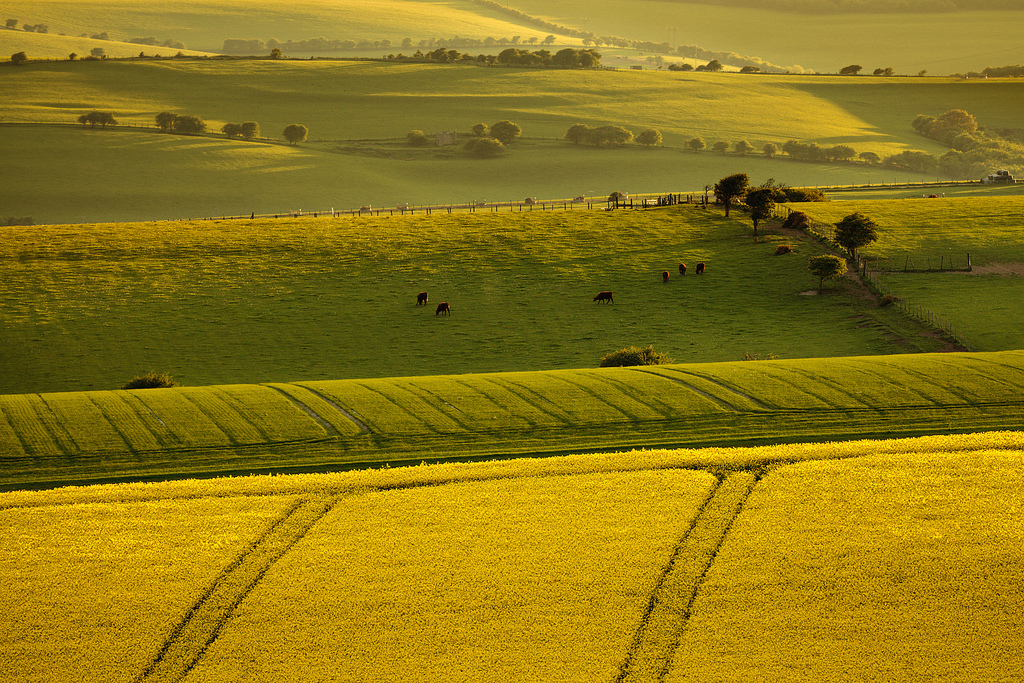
[122,372,178,389]
[742,352,778,360]
[782,187,827,202]
[599,345,673,367]
[406,130,429,147]
[774,245,793,255]
[880,294,899,307]
[781,211,809,229]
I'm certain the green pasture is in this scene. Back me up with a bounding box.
[0,207,951,396]
[797,197,1024,351]
[510,0,1024,74]
[0,31,214,61]
[2,350,1023,489]
[5,60,1021,223]
[0,432,1021,681]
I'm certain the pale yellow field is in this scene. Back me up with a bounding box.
[668,448,1024,682]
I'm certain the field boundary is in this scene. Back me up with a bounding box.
[616,470,760,682]
[135,495,335,683]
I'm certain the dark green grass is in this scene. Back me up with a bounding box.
[0,208,948,395]
[2,351,1023,490]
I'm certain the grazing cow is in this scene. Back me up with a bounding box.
[417,291,428,306]
[435,302,451,316]
[679,263,687,276]
[593,291,614,304]
[695,261,706,275]
[662,270,670,283]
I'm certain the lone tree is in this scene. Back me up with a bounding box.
[834,212,878,259]
[733,139,754,155]
[270,47,283,59]
[470,123,489,137]
[406,129,429,146]
[283,123,308,145]
[839,64,863,75]
[240,121,260,140]
[808,255,847,294]
[686,137,706,152]
[762,142,778,158]
[745,187,778,237]
[712,140,730,154]
[489,120,521,145]
[11,51,27,65]
[636,128,662,147]
[221,122,243,138]
[713,172,749,217]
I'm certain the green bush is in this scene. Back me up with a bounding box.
[406,130,429,147]
[880,293,899,307]
[599,345,673,367]
[122,372,178,389]
[774,244,793,255]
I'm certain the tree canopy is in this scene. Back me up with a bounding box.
[489,120,522,145]
[713,173,750,217]
[745,187,780,236]
[834,212,879,259]
[77,111,117,128]
[283,123,308,145]
[636,129,663,147]
[808,255,847,294]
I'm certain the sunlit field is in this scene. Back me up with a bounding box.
[1,432,1021,682]
[4,60,1021,223]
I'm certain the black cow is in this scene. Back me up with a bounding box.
[593,291,614,304]
[417,292,428,306]
[695,261,706,275]
[435,302,451,316]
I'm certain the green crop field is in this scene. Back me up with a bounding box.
[3,350,1023,489]
[797,196,1024,351]
[3,59,1022,224]
[1,431,1021,681]
[0,206,960,396]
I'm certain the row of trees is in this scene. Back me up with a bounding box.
[76,111,117,127]
[910,108,1024,179]
[153,112,307,145]
[221,121,260,140]
[224,35,562,54]
[564,124,662,147]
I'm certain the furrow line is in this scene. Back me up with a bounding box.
[266,385,342,436]
[630,369,743,413]
[616,471,759,683]
[135,495,335,683]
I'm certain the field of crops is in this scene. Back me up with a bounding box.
[1,206,953,395]
[2,350,1023,489]
[1,431,1020,681]
[4,59,1022,223]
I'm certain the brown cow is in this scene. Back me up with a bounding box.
[417,291,428,305]
[695,261,706,275]
[662,270,670,283]
[679,263,687,276]
[435,302,451,316]
[593,291,614,304]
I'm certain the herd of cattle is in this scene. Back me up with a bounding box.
[418,260,705,314]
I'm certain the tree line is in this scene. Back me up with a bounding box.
[656,0,1024,12]
[912,108,1024,179]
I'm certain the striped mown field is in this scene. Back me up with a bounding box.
[1,432,1020,682]
[2,350,1023,489]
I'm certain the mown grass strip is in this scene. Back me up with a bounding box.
[86,392,167,452]
[616,471,759,683]
[128,391,234,448]
[1,394,75,456]
[208,386,328,443]
[136,496,335,683]
[266,384,367,436]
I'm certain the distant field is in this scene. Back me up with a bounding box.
[799,197,1024,351]
[512,0,1024,73]
[1,432,1021,681]
[0,207,953,396]
[0,31,215,60]
[2,350,1023,489]
[4,60,1022,223]
[0,0,552,54]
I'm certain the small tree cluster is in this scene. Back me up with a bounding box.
[156,111,206,134]
[122,372,178,390]
[220,121,260,140]
[565,124,633,147]
[76,111,117,127]
[496,47,601,68]
[406,130,429,147]
[599,345,673,367]
[463,136,504,157]
[782,140,857,162]
[283,123,308,145]
[10,51,27,65]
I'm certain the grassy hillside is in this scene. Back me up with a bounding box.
[0,207,955,395]
[799,197,1024,351]
[0,31,215,60]
[4,60,1022,223]
[3,351,1023,489]
[1,432,1021,681]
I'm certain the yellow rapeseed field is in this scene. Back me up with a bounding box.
[0,495,301,683]
[184,469,716,682]
[667,447,1024,682]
